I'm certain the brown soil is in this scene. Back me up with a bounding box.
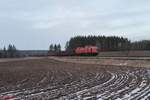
[0,57,149,99]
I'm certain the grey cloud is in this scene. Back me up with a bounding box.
[0,0,150,49]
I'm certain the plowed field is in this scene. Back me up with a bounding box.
[0,58,150,100]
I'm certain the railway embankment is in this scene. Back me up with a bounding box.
[50,56,150,68]
[98,51,150,57]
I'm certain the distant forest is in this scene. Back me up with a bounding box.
[0,44,19,58]
[0,35,150,58]
[65,35,150,52]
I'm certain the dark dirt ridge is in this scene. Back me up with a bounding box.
[0,58,150,100]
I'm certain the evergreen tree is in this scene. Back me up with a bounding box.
[7,44,17,57]
[66,35,131,52]
[57,44,61,52]
[3,46,7,58]
[54,44,58,52]
[65,41,69,51]
[49,44,54,52]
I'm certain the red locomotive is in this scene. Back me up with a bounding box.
[75,46,98,56]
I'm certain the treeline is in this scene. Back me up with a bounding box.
[0,44,19,58]
[131,40,150,50]
[0,36,149,58]
[48,44,61,53]
[66,35,131,52]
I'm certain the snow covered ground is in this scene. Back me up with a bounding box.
[0,57,150,100]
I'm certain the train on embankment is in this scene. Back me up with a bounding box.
[56,45,98,56]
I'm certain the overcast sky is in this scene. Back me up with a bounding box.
[0,0,150,50]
